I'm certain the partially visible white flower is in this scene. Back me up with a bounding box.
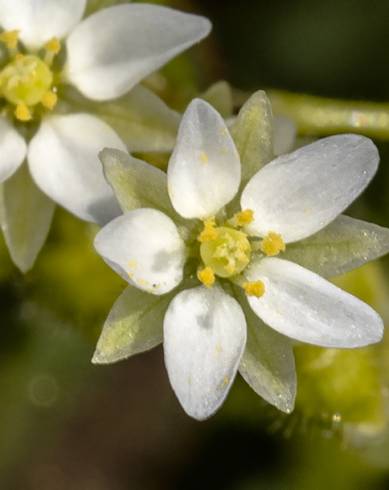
[0,0,211,223]
[95,99,384,420]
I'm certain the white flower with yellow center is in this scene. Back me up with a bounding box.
[0,0,210,227]
[94,98,385,420]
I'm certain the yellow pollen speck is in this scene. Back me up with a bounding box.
[197,266,215,288]
[260,232,286,257]
[198,217,218,243]
[128,260,137,269]
[0,30,19,50]
[223,376,229,386]
[228,209,254,227]
[44,37,61,55]
[139,278,150,287]
[41,90,57,110]
[243,281,265,297]
[199,151,209,165]
[15,103,32,121]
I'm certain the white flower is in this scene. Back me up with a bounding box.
[94,99,384,420]
[0,0,211,223]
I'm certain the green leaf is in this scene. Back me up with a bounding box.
[235,288,296,413]
[282,215,389,278]
[230,90,274,185]
[92,285,176,364]
[201,80,234,118]
[0,164,55,273]
[62,84,180,153]
[100,147,176,217]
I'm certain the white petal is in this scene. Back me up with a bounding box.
[65,4,211,100]
[94,208,186,295]
[168,99,241,219]
[241,135,379,243]
[164,286,246,420]
[0,118,26,183]
[28,114,125,224]
[246,257,384,348]
[0,0,87,49]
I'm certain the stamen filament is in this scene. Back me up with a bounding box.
[198,217,218,243]
[43,38,61,66]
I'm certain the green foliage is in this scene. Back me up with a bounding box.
[200,80,234,118]
[230,90,274,186]
[92,285,175,364]
[61,85,180,153]
[100,148,176,217]
[283,215,389,278]
[235,288,296,414]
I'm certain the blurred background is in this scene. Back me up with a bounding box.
[1,0,389,488]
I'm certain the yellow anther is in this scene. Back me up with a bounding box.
[197,266,215,288]
[0,30,19,50]
[15,103,32,121]
[260,232,286,257]
[198,217,218,243]
[41,90,57,110]
[43,38,61,66]
[243,281,265,297]
[228,209,254,227]
[44,37,61,55]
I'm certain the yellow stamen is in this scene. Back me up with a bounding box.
[41,90,57,110]
[197,266,215,288]
[15,103,32,121]
[44,38,61,66]
[260,232,286,257]
[44,37,61,55]
[243,281,265,297]
[198,217,218,243]
[0,30,19,50]
[228,209,254,227]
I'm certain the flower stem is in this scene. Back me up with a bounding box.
[268,90,389,141]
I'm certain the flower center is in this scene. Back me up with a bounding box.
[200,226,251,278]
[195,211,286,297]
[1,55,53,106]
[0,32,60,121]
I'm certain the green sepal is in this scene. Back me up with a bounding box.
[201,80,234,118]
[234,288,296,413]
[61,84,180,153]
[282,215,389,278]
[0,164,55,273]
[230,90,274,186]
[92,285,176,364]
[100,147,176,218]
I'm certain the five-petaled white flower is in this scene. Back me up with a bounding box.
[0,0,210,223]
[94,98,384,420]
